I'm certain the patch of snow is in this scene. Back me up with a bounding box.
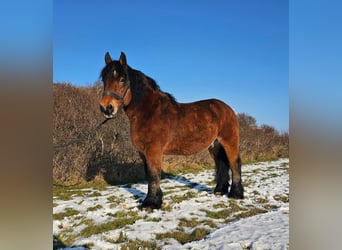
[53,158,289,249]
[182,209,289,250]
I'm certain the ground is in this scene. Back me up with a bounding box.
[53,158,289,250]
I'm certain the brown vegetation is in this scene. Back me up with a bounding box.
[53,83,288,185]
[238,113,289,162]
[53,82,144,185]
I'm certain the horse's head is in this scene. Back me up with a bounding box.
[99,52,132,118]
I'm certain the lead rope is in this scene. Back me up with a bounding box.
[53,117,112,150]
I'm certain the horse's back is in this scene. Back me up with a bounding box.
[164,98,238,155]
[177,98,238,127]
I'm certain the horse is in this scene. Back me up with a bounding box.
[99,52,244,209]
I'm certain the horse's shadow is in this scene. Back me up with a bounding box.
[163,172,213,194]
[85,152,214,204]
[121,184,147,203]
[120,171,214,205]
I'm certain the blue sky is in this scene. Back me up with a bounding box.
[54,0,288,132]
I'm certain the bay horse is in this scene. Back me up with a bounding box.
[100,52,244,209]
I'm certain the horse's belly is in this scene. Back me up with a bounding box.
[163,147,207,155]
[164,116,218,155]
[164,134,215,155]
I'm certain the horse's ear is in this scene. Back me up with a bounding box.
[119,52,127,67]
[105,52,112,65]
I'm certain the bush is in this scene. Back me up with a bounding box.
[53,83,144,185]
[238,113,289,162]
[53,83,288,185]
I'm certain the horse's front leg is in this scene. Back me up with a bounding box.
[140,150,163,209]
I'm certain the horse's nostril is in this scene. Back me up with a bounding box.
[107,104,113,113]
[100,104,106,113]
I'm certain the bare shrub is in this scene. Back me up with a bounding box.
[238,113,289,163]
[53,83,143,185]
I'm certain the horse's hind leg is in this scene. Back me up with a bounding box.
[219,139,244,199]
[228,154,243,198]
[208,140,230,195]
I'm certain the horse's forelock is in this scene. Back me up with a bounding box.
[100,61,124,82]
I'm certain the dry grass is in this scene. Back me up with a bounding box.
[156,227,210,245]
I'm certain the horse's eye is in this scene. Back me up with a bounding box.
[119,78,125,84]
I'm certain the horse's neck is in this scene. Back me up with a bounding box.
[125,83,159,120]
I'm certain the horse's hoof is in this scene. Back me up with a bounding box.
[228,182,244,199]
[141,198,162,210]
[214,184,229,196]
[228,192,244,199]
[214,191,228,196]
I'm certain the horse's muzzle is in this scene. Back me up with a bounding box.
[100,104,116,118]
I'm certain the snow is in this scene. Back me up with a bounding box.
[53,158,289,249]
[182,209,289,250]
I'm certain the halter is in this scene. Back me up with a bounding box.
[102,82,130,103]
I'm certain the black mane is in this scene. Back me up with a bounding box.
[100,61,176,104]
[138,71,177,104]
